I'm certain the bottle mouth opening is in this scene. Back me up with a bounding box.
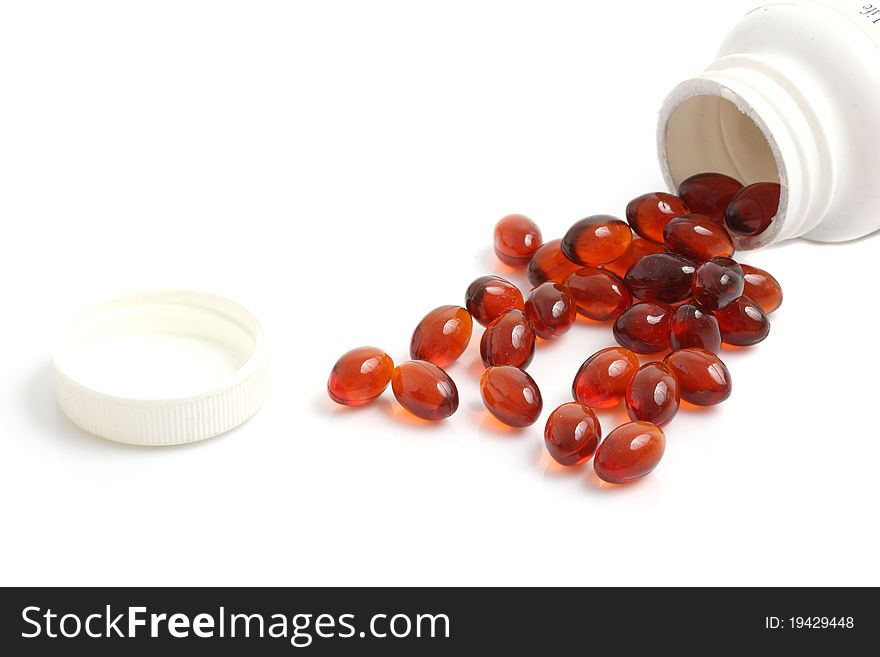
[658,81,789,250]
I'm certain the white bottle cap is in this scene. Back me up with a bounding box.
[53,290,269,446]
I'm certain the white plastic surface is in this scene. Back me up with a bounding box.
[53,290,269,446]
[657,0,880,247]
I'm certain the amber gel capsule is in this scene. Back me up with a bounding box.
[561,215,632,266]
[327,347,394,406]
[527,239,582,286]
[524,282,577,340]
[663,214,735,262]
[665,348,732,406]
[625,362,680,426]
[677,172,743,222]
[480,365,543,428]
[564,267,631,321]
[391,360,459,421]
[624,253,695,304]
[724,182,781,237]
[740,264,783,313]
[465,275,524,327]
[625,192,689,244]
[691,257,745,311]
[713,296,770,346]
[480,309,536,369]
[613,302,673,354]
[572,347,640,409]
[494,214,543,267]
[669,304,722,353]
[410,305,473,368]
[544,402,601,466]
[593,421,666,484]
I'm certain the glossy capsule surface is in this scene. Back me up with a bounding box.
[465,275,524,327]
[669,304,722,353]
[625,362,680,426]
[677,172,743,222]
[692,257,745,311]
[494,214,543,267]
[480,365,543,428]
[602,238,664,278]
[741,263,783,313]
[572,347,641,409]
[410,305,473,367]
[625,192,689,244]
[544,402,602,466]
[665,348,732,406]
[724,182,781,237]
[564,267,631,321]
[391,360,459,421]
[524,282,577,339]
[663,214,735,262]
[480,309,536,369]
[327,347,394,406]
[713,295,771,346]
[613,302,673,354]
[527,239,583,286]
[624,253,696,303]
[593,421,666,484]
[561,215,632,266]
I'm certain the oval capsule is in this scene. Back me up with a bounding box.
[713,295,771,346]
[593,421,666,484]
[740,263,783,314]
[465,275,524,327]
[625,192,689,244]
[527,238,583,286]
[625,362,680,426]
[524,281,577,339]
[724,182,781,237]
[410,305,473,368]
[480,365,543,428]
[544,402,602,466]
[691,256,745,311]
[669,303,722,353]
[391,360,459,421]
[624,253,696,304]
[494,213,543,267]
[561,215,633,266]
[677,172,743,222]
[564,267,631,321]
[572,347,641,409]
[613,302,674,354]
[327,347,394,407]
[480,309,537,369]
[664,214,735,262]
[664,348,733,406]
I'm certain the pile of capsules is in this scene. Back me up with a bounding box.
[327,173,783,485]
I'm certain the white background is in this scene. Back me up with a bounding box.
[1,0,877,587]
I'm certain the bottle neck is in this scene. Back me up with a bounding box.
[657,53,835,249]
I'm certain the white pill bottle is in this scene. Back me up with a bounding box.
[657,0,880,249]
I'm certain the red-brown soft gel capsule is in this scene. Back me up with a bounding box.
[740,263,783,313]
[669,304,722,353]
[544,402,602,466]
[564,267,631,321]
[724,182,781,237]
[480,309,536,369]
[527,239,583,286]
[480,365,543,428]
[625,362,680,426]
[524,282,577,340]
[561,215,633,266]
[593,421,666,484]
[663,214,735,262]
[713,296,771,346]
[625,192,690,244]
[410,305,473,368]
[613,302,673,354]
[391,360,459,421]
[665,348,732,406]
[624,253,696,304]
[602,239,665,278]
[572,347,641,409]
[691,257,745,311]
[677,172,743,222]
[465,275,524,327]
[494,214,543,267]
[328,347,394,406]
